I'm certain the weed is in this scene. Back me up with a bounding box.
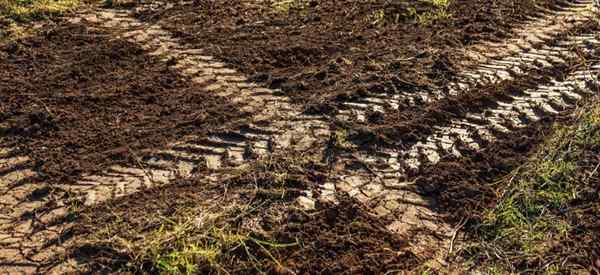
[466,101,600,272]
[271,0,309,15]
[0,0,80,22]
[367,0,453,27]
[76,149,318,273]
[0,21,27,42]
[143,217,297,274]
[334,129,353,150]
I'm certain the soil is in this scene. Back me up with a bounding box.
[274,196,421,274]
[432,101,600,273]
[69,177,420,274]
[2,0,599,273]
[0,22,247,185]
[135,0,565,109]
[405,21,600,221]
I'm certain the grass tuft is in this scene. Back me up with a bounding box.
[271,0,309,15]
[0,0,80,22]
[461,101,600,273]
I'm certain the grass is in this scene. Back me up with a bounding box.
[459,101,600,273]
[81,193,296,274]
[367,0,452,27]
[407,0,452,25]
[271,0,309,15]
[0,0,80,22]
[0,0,81,42]
[74,149,323,274]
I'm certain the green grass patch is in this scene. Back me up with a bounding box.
[74,150,323,274]
[81,192,299,274]
[367,0,452,27]
[0,0,80,22]
[408,0,452,25]
[0,0,81,43]
[461,102,600,272]
[271,0,310,16]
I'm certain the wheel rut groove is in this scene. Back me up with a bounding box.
[0,1,598,272]
[338,2,598,123]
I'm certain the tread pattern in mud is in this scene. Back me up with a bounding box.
[61,9,331,206]
[0,8,325,272]
[337,1,596,122]
[308,5,599,245]
[0,1,598,272]
[314,42,600,235]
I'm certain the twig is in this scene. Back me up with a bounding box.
[34,98,55,118]
[447,216,467,259]
[587,160,600,181]
[126,145,156,186]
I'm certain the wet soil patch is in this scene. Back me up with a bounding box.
[134,0,566,109]
[0,22,247,184]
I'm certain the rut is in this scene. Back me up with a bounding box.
[338,0,596,121]
[313,0,599,261]
[0,0,598,272]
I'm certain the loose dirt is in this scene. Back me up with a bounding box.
[0,22,247,185]
[134,0,575,108]
[1,0,599,273]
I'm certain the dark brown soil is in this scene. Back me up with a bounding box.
[428,99,600,273]
[63,150,418,273]
[135,0,565,109]
[274,196,420,274]
[68,178,420,274]
[3,0,599,273]
[406,22,600,223]
[0,22,247,184]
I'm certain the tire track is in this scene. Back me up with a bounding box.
[309,33,599,264]
[0,1,598,272]
[1,7,330,272]
[53,9,331,205]
[308,3,599,260]
[337,0,596,122]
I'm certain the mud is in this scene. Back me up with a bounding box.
[0,23,247,185]
[134,0,575,108]
[68,177,420,274]
[1,0,599,273]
